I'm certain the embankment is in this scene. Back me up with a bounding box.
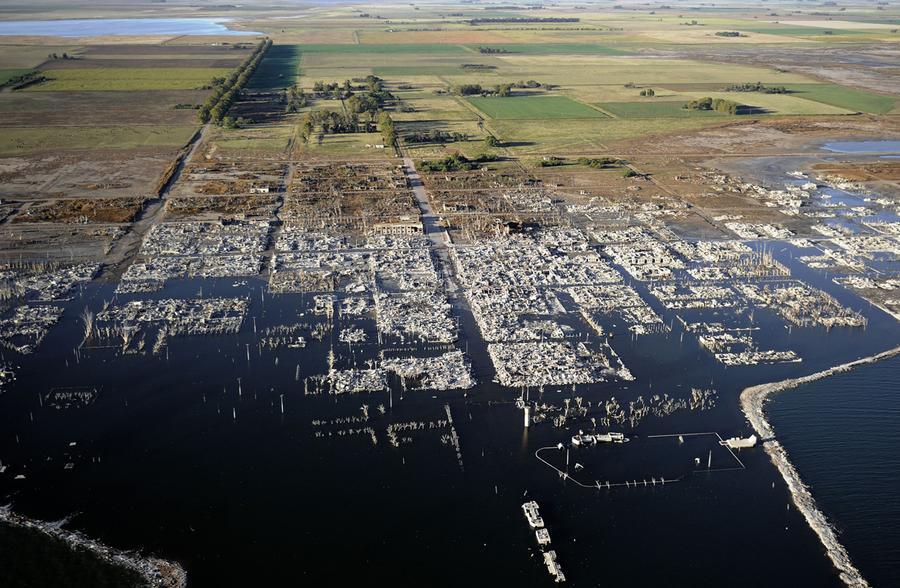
[740,345,900,588]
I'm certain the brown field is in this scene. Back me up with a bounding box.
[271,29,357,44]
[0,90,207,126]
[165,194,280,220]
[41,57,244,69]
[810,160,900,181]
[0,223,126,261]
[12,196,148,223]
[82,44,255,57]
[0,148,183,199]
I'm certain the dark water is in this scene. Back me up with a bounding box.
[0,252,897,587]
[0,18,258,37]
[768,356,900,588]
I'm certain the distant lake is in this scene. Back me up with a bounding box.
[822,140,900,154]
[0,18,259,37]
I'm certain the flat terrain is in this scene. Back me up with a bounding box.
[467,95,607,120]
[29,67,230,91]
[0,3,900,588]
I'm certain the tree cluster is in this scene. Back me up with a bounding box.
[578,157,622,168]
[312,80,353,100]
[418,154,497,172]
[405,130,468,144]
[199,38,272,125]
[683,96,745,114]
[379,112,396,149]
[539,156,566,167]
[723,81,788,94]
[452,83,513,97]
[1,71,46,91]
[285,85,309,113]
[639,88,655,97]
[300,110,374,139]
[468,17,580,25]
[478,47,512,54]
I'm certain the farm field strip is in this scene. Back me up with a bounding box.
[466,95,608,119]
[27,67,231,91]
[0,125,199,155]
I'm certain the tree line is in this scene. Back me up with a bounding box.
[199,38,272,125]
[468,17,580,25]
[723,81,789,94]
[418,153,498,172]
[453,80,546,97]
[683,97,745,114]
[405,130,468,144]
[453,83,513,97]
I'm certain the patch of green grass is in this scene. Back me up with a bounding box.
[600,101,728,118]
[213,125,293,151]
[736,27,864,37]
[781,84,895,114]
[487,117,728,154]
[0,45,78,69]
[465,44,630,55]
[374,66,466,77]
[297,44,470,54]
[0,125,197,155]
[29,67,231,91]
[467,95,607,119]
[298,132,392,157]
[0,68,30,86]
[247,44,301,91]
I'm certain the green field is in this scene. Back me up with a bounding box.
[212,124,294,152]
[736,27,865,37]
[467,95,607,119]
[599,101,729,118]
[487,117,725,153]
[29,67,230,91]
[298,132,392,157]
[464,44,630,55]
[0,45,79,69]
[0,68,30,86]
[247,44,301,91]
[297,44,470,54]
[374,66,467,77]
[781,84,896,114]
[0,125,198,155]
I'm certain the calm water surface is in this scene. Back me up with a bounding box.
[0,18,258,37]
[768,356,900,588]
[1,251,896,586]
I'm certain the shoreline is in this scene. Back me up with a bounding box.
[740,345,900,588]
[0,505,187,588]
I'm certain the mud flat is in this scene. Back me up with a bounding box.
[0,505,187,588]
[740,345,900,588]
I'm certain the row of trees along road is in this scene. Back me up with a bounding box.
[199,38,272,125]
